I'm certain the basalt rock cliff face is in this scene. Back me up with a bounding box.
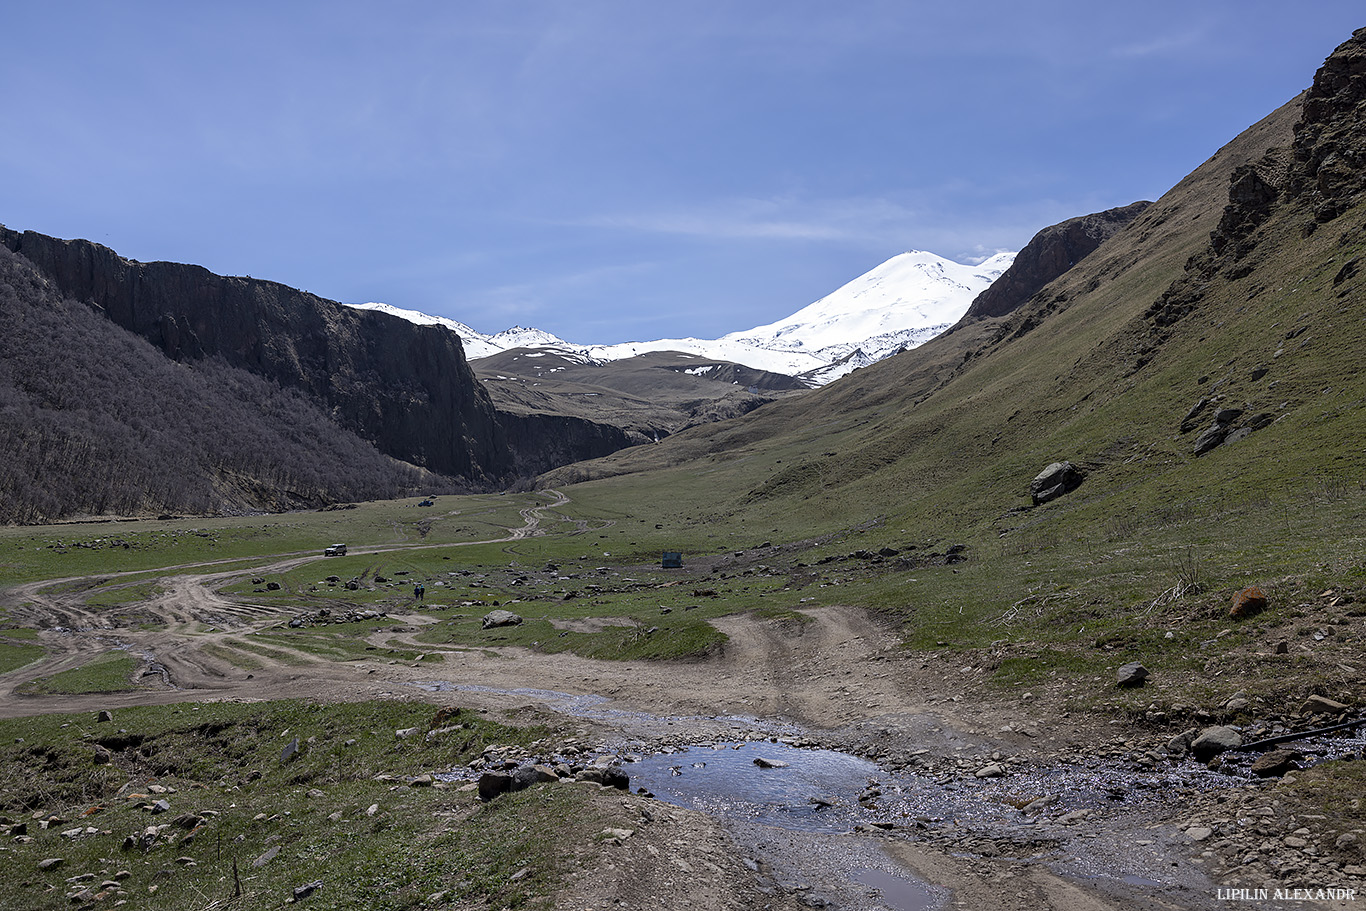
[0,228,631,485]
[960,201,1152,322]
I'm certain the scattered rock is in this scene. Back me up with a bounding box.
[1190,725,1243,760]
[478,771,513,801]
[96,710,113,723]
[753,757,790,769]
[1116,662,1149,688]
[37,857,64,871]
[1179,398,1211,432]
[1250,749,1303,777]
[1302,694,1350,715]
[481,609,523,629]
[280,738,301,764]
[974,763,1006,779]
[293,880,323,901]
[1229,586,1267,619]
[289,608,384,628]
[1185,826,1214,841]
[253,846,280,868]
[1030,461,1084,505]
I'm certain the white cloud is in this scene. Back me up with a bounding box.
[572,196,931,245]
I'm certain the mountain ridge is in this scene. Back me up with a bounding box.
[352,249,1016,386]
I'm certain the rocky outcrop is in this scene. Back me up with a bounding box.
[0,227,636,486]
[1292,27,1366,224]
[497,411,635,479]
[1147,29,1366,330]
[960,201,1151,322]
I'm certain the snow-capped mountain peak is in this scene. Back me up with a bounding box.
[347,249,1014,385]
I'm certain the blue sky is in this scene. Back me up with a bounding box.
[2,3,1360,343]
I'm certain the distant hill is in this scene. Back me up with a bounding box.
[474,348,809,444]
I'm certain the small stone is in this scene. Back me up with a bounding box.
[1302,695,1349,715]
[97,710,114,723]
[1116,663,1149,688]
[1186,827,1214,842]
[974,763,1006,778]
[1250,749,1302,778]
[753,757,790,769]
[37,857,64,871]
[1190,726,1242,761]
[1229,587,1267,620]
[478,771,513,802]
[293,880,323,901]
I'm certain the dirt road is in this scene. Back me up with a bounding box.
[0,494,1294,911]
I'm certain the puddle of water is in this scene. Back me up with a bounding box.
[853,867,940,911]
[630,740,879,833]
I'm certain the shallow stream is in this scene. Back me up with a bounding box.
[418,679,1366,911]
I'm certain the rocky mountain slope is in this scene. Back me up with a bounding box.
[0,230,635,519]
[958,201,1150,322]
[0,244,443,522]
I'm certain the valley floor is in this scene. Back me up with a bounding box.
[0,496,1361,911]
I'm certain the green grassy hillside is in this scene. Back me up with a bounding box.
[534,38,1366,708]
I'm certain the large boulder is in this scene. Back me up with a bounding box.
[481,610,524,630]
[1030,461,1084,505]
[1116,662,1150,688]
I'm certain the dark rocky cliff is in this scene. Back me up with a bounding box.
[0,228,632,484]
[960,201,1152,322]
